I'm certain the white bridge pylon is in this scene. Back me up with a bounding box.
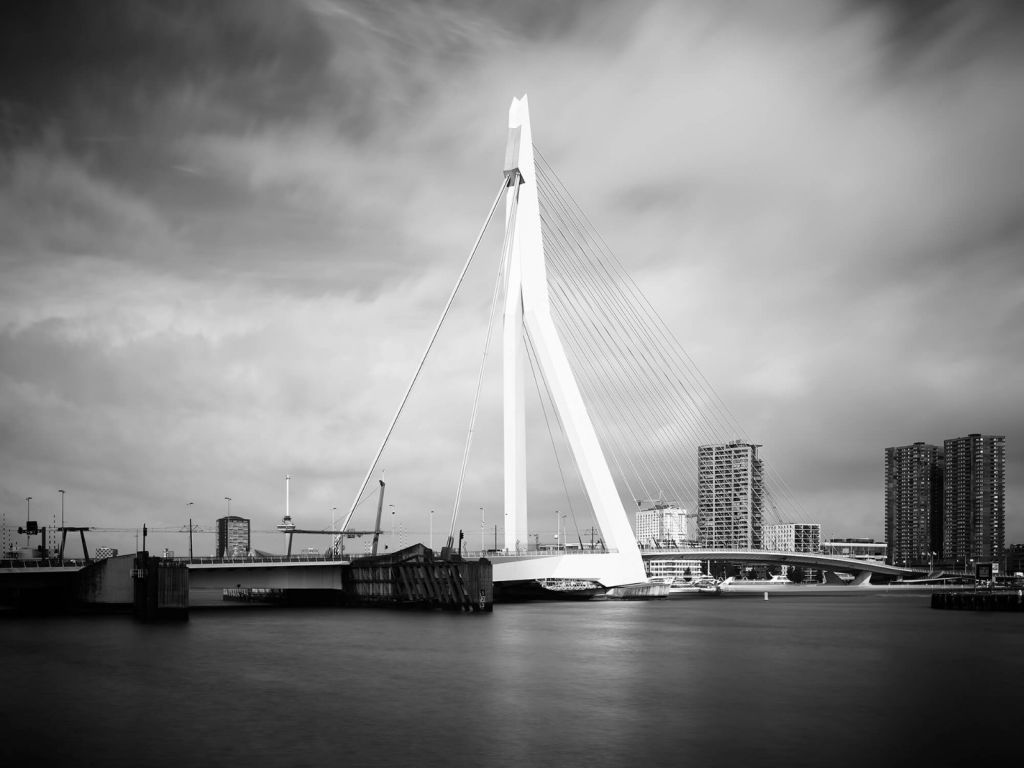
[496,95,647,587]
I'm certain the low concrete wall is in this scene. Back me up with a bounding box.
[77,554,135,605]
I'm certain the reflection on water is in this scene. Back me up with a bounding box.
[3,596,1020,767]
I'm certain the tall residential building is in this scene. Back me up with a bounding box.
[884,442,943,566]
[763,523,820,553]
[635,505,688,547]
[216,515,251,558]
[697,440,763,549]
[943,434,1005,567]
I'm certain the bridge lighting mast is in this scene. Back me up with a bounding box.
[277,474,296,556]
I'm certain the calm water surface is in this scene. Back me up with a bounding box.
[3,595,1020,767]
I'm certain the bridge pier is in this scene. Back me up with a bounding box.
[132,552,189,621]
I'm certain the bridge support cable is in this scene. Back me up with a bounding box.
[537,175,694,503]
[542,271,666,504]
[537,149,745,440]
[448,172,521,545]
[536,174,718,491]
[538,170,705,508]
[337,177,509,543]
[538,168,726,464]
[533,149,813,534]
[536,152,813,531]
[542,243,696,506]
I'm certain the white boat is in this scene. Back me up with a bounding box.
[717,574,808,595]
[668,575,720,598]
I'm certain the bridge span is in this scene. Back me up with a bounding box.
[638,547,923,579]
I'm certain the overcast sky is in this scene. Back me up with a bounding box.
[2,0,1022,556]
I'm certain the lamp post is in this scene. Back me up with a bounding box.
[561,514,568,551]
[331,507,337,559]
[480,506,485,554]
[58,489,65,562]
[186,501,194,561]
[25,497,31,546]
[429,509,434,552]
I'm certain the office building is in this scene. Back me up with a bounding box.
[635,505,689,547]
[943,434,1005,568]
[216,515,251,558]
[647,559,706,580]
[763,523,820,553]
[697,440,764,549]
[884,442,943,566]
[821,538,886,562]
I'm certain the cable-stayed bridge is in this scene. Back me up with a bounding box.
[337,95,824,590]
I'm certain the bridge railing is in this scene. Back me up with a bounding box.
[0,557,89,569]
[467,548,619,559]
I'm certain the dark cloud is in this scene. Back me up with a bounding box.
[1,0,1021,553]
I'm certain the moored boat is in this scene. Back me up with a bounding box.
[667,575,720,598]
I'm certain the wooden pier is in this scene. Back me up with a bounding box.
[931,590,1024,612]
[343,544,493,612]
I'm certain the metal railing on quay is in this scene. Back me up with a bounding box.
[0,558,88,569]
[467,548,618,559]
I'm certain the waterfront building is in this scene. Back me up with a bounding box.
[647,558,705,580]
[821,538,886,562]
[697,440,764,549]
[763,523,820,553]
[943,434,1005,568]
[884,442,943,566]
[1006,544,1024,576]
[635,504,688,547]
[216,515,251,558]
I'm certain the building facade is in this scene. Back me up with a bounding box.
[884,442,943,566]
[943,434,1005,568]
[763,523,820,553]
[821,538,886,562]
[635,505,689,547]
[697,440,764,549]
[647,559,706,580]
[216,515,251,558]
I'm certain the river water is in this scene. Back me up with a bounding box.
[2,594,1020,767]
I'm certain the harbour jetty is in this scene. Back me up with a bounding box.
[931,590,1024,612]
[1,544,493,618]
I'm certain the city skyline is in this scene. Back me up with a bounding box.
[2,1,1023,556]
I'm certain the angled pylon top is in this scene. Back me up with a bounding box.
[503,95,531,185]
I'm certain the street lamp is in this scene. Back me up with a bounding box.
[186,501,194,561]
[25,497,32,546]
[429,509,434,552]
[561,514,568,551]
[480,506,485,554]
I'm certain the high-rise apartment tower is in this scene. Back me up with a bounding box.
[943,434,1005,567]
[697,440,763,549]
[884,442,944,566]
[216,515,251,558]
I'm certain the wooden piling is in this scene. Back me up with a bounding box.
[342,544,492,611]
